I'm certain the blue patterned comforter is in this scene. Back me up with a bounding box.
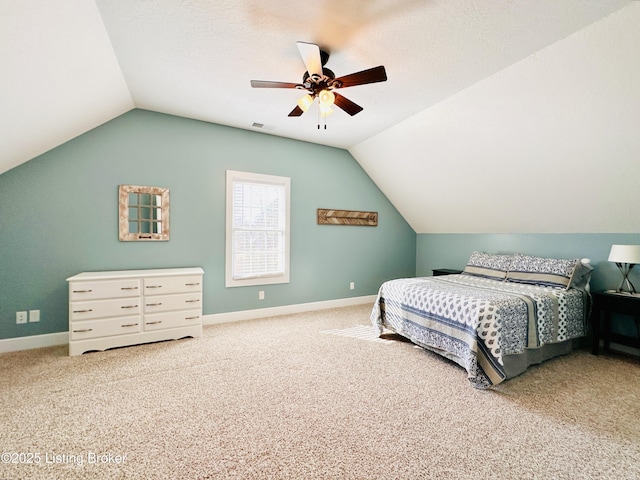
[370,275,588,388]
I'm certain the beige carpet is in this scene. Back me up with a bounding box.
[1,304,639,480]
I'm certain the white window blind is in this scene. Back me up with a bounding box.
[225,171,290,287]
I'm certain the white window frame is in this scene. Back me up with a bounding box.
[225,170,291,288]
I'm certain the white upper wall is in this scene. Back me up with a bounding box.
[350,2,640,234]
[1,0,630,178]
[0,0,134,173]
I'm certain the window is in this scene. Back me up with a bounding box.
[225,170,290,287]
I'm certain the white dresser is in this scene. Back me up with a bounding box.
[66,267,204,356]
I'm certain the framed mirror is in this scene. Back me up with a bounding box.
[118,185,170,241]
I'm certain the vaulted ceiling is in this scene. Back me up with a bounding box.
[2,0,638,233]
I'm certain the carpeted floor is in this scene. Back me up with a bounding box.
[1,304,639,479]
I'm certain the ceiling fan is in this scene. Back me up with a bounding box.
[250,41,387,124]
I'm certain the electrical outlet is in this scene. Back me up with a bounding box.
[350,282,355,290]
[16,311,28,324]
[258,291,265,300]
[29,310,40,322]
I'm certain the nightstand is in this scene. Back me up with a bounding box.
[432,268,463,276]
[591,291,640,355]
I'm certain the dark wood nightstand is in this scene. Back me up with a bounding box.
[432,268,463,276]
[591,291,640,355]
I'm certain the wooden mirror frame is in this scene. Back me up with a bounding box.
[118,185,170,241]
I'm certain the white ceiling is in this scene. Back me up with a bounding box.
[1,0,638,233]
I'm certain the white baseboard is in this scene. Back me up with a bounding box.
[0,296,377,354]
[0,332,68,354]
[203,295,377,325]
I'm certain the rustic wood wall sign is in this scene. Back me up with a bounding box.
[317,209,378,226]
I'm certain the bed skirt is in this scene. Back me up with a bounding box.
[383,322,575,384]
[502,339,574,379]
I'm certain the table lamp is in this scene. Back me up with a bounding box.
[608,244,640,294]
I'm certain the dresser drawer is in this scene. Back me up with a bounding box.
[144,310,202,331]
[70,279,141,301]
[70,316,141,340]
[70,297,141,321]
[143,275,202,295]
[143,292,201,313]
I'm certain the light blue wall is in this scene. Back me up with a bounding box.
[0,110,416,340]
[4,109,637,344]
[416,233,640,291]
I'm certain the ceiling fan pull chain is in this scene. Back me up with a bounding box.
[317,107,327,130]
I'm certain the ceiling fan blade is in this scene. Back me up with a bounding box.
[333,93,363,116]
[251,80,301,89]
[334,66,387,88]
[296,41,323,77]
[288,105,304,117]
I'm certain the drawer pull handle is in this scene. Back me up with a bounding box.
[146,321,162,325]
[186,299,200,303]
[146,285,162,289]
[121,286,139,290]
[73,309,93,313]
[72,289,93,293]
[121,305,139,309]
[146,302,163,307]
[185,316,200,320]
[185,282,200,286]
[73,328,93,333]
[121,323,139,328]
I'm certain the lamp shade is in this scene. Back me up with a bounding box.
[319,104,333,117]
[296,94,314,112]
[318,90,335,106]
[608,245,640,264]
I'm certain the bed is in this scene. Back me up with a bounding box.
[370,252,593,389]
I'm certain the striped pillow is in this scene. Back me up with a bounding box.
[462,252,512,280]
[506,254,579,289]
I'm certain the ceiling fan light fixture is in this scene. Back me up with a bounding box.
[297,94,314,112]
[318,89,335,106]
[319,104,333,117]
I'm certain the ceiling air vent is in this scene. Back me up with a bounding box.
[251,122,274,130]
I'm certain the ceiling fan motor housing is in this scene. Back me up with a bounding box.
[319,48,330,66]
[302,68,340,94]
